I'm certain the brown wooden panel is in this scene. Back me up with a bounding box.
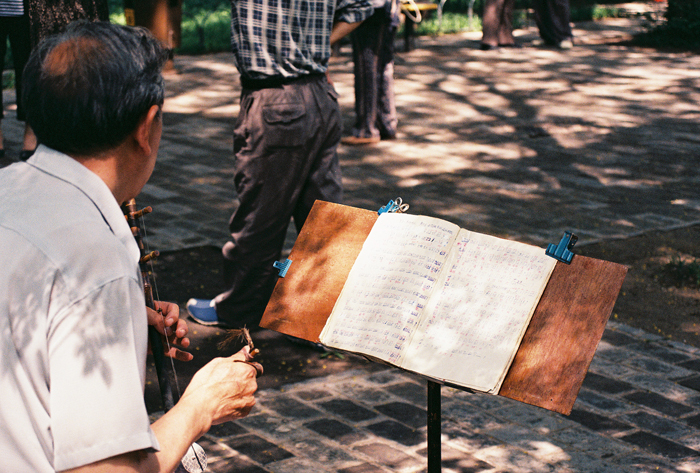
[260,201,377,342]
[499,256,627,414]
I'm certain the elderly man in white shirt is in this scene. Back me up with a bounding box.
[0,21,261,473]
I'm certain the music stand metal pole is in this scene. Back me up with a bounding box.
[427,380,441,472]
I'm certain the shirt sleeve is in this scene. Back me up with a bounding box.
[335,0,374,25]
[48,277,159,471]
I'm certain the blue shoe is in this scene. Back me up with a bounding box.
[186,298,228,327]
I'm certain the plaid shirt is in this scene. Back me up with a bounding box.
[230,0,372,80]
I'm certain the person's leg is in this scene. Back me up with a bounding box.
[376,18,397,139]
[209,78,337,327]
[548,0,573,45]
[480,0,504,48]
[533,0,572,45]
[349,12,382,140]
[496,0,515,45]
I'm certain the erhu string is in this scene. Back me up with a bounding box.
[139,219,183,398]
[138,213,206,472]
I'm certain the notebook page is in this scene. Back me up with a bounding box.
[319,213,458,366]
[402,230,556,393]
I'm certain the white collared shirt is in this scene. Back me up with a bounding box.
[0,146,159,472]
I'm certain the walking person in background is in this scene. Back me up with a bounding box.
[480,0,518,50]
[186,0,373,329]
[0,0,33,161]
[532,0,573,49]
[341,0,399,145]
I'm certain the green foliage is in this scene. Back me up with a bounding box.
[570,5,622,21]
[411,11,482,35]
[177,7,231,54]
[665,255,700,287]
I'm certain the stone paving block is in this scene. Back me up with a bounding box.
[623,355,696,379]
[588,358,641,380]
[333,382,397,405]
[265,456,335,473]
[491,402,571,434]
[441,421,502,454]
[683,413,700,430]
[389,381,428,405]
[225,433,295,465]
[468,443,552,473]
[625,373,700,402]
[566,408,634,436]
[620,431,700,460]
[206,454,269,473]
[284,434,357,464]
[376,402,427,428]
[679,375,700,394]
[366,419,425,446]
[294,388,334,401]
[582,372,636,395]
[236,412,297,440]
[441,404,506,432]
[552,449,627,473]
[575,390,635,414]
[592,343,640,364]
[353,442,423,470]
[607,323,665,343]
[628,342,695,364]
[261,396,324,420]
[613,453,686,473]
[678,358,700,373]
[320,399,380,422]
[208,420,249,439]
[623,391,694,417]
[304,418,366,444]
[337,462,387,473]
[420,444,495,473]
[622,410,695,440]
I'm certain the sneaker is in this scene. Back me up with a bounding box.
[186,298,228,327]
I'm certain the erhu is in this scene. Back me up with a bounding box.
[122,199,206,473]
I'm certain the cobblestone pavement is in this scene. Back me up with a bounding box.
[4,9,700,472]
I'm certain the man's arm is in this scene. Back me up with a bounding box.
[330,20,363,45]
[62,347,260,473]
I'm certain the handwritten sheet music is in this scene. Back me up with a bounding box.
[320,213,458,365]
[403,230,556,393]
[319,213,556,393]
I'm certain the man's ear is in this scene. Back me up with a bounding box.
[133,105,161,157]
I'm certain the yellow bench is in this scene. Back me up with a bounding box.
[400,2,438,51]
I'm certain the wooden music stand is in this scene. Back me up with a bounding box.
[260,201,627,472]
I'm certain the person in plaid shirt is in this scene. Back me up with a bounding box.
[187,0,373,329]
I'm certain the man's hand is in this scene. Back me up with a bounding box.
[180,346,261,426]
[147,301,193,362]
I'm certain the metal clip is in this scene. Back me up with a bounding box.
[545,231,578,264]
[378,197,410,215]
[273,259,293,277]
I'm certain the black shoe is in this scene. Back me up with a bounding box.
[479,42,499,51]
